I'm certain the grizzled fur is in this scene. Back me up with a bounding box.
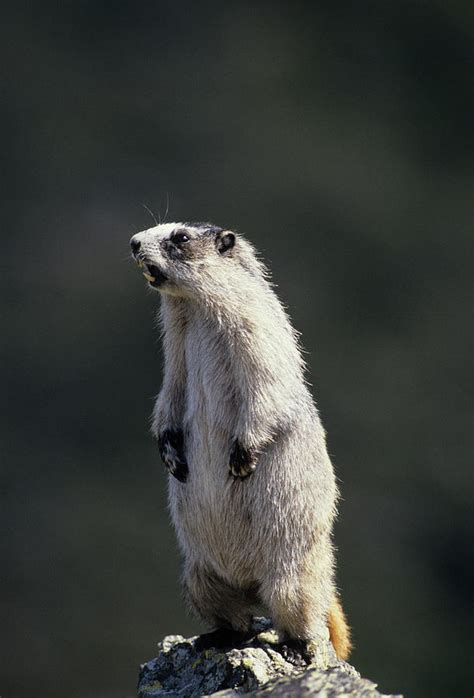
[130,222,351,658]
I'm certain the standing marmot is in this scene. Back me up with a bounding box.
[130,222,351,661]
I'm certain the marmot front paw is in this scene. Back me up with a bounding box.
[229,440,257,479]
[158,429,188,482]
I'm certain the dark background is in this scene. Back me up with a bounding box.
[1,2,472,697]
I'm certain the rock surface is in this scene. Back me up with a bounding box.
[138,618,402,697]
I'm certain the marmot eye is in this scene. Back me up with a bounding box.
[171,232,190,245]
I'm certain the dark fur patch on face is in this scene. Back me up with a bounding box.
[163,222,232,263]
[162,227,195,260]
[184,222,224,236]
[162,238,186,260]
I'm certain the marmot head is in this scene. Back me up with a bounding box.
[130,222,261,297]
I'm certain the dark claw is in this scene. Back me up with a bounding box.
[158,429,188,482]
[229,440,257,479]
[278,638,312,666]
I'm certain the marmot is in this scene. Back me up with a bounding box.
[130,221,351,661]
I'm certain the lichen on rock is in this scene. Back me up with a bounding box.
[138,618,402,697]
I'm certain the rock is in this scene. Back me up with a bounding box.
[138,618,402,697]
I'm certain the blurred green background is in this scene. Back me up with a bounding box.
[1,2,472,697]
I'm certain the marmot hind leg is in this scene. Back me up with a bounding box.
[259,533,336,648]
[183,563,255,637]
[260,575,330,644]
[261,573,352,661]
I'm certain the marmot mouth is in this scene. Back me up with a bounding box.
[137,260,167,287]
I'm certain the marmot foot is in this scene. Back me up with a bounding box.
[278,638,313,667]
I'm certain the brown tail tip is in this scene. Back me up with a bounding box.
[328,596,352,660]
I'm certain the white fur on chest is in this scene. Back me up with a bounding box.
[183,308,237,455]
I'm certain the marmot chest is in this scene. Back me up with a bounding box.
[183,317,237,437]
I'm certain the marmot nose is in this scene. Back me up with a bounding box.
[130,237,141,255]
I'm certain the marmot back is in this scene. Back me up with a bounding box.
[130,221,351,661]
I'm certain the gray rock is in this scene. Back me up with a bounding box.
[138,618,401,698]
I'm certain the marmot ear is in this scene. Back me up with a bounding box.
[216,230,236,255]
